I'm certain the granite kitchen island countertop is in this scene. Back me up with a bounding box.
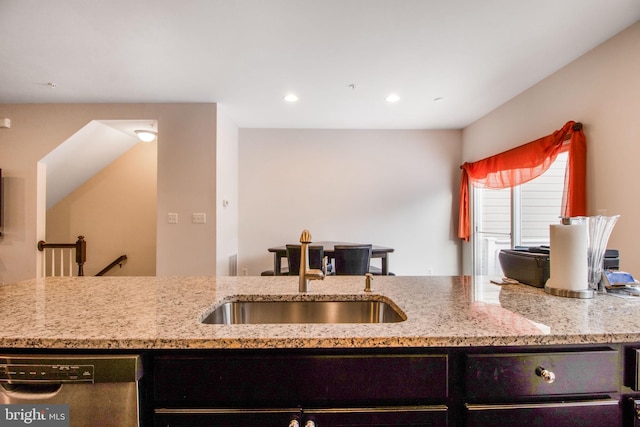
[2,275,640,350]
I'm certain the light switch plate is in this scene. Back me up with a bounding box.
[168,213,178,224]
[192,213,206,224]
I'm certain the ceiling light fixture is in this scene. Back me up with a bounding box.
[434,97,444,102]
[385,94,400,103]
[134,129,157,142]
[284,94,298,103]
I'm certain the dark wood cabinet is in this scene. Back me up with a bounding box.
[149,346,628,426]
[154,408,299,426]
[465,399,620,426]
[465,348,619,400]
[464,348,621,426]
[301,406,448,426]
[155,406,447,427]
[152,350,448,426]
[154,352,448,406]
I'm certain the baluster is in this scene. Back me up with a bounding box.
[68,248,73,276]
[37,236,86,277]
[41,249,46,278]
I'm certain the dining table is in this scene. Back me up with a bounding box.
[267,241,395,275]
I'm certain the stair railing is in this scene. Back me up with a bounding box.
[37,235,86,277]
[96,255,127,276]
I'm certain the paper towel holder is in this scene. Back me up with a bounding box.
[544,218,595,299]
[544,215,620,299]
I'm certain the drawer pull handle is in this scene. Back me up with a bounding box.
[535,366,556,383]
[304,421,316,427]
[289,420,300,427]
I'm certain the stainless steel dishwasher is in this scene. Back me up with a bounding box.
[0,354,143,426]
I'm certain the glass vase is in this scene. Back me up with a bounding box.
[572,215,620,292]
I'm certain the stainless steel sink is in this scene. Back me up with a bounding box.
[201,297,406,324]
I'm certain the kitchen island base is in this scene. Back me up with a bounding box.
[146,344,638,427]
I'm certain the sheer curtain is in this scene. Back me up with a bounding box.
[458,121,586,241]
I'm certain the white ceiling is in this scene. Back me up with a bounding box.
[1,0,639,129]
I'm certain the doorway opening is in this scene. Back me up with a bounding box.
[38,120,158,276]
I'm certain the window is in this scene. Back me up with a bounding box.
[474,152,567,276]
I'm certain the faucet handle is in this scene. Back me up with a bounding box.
[300,229,312,244]
[364,273,373,292]
[306,269,325,280]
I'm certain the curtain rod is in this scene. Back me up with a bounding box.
[563,122,583,141]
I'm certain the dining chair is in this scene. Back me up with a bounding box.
[286,244,326,276]
[333,244,372,275]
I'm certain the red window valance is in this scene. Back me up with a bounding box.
[458,121,586,241]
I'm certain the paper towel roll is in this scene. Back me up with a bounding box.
[546,223,588,291]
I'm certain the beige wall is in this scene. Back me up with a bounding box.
[0,103,230,284]
[216,107,239,276]
[238,129,462,276]
[462,21,640,275]
[154,104,219,276]
[46,141,157,276]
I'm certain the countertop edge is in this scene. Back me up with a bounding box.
[2,333,639,350]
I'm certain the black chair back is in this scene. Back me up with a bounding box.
[334,244,372,275]
[286,244,324,275]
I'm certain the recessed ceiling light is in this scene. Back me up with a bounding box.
[385,94,400,103]
[284,94,298,103]
[134,130,157,142]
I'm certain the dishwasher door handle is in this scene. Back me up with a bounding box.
[1,382,63,400]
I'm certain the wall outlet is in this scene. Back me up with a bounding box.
[427,268,433,275]
[242,268,248,276]
[167,213,178,224]
[192,213,206,224]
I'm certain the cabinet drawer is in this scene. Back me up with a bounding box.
[155,406,448,427]
[465,349,618,399]
[304,405,448,426]
[625,348,640,390]
[155,408,298,426]
[154,353,448,405]
[465,399,620,426]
